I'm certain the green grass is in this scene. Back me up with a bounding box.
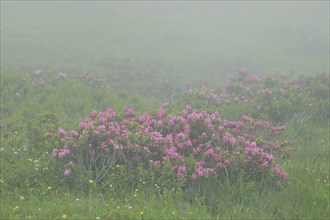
[0,187,212,219]
[1,2,329,216]
[1,67,329,220]
[1,136,329,219]
[1,69,329,219]
[1,122,328,219]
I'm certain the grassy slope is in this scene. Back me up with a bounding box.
[0,68,329,219]
[0,123,328,219]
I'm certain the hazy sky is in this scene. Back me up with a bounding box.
[1,1,329,79]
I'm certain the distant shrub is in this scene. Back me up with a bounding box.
[174,72,329,124]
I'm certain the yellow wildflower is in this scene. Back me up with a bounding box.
[13,206,20,210]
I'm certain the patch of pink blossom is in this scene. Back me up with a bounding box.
[49,106,290,184]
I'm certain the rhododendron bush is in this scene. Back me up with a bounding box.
[50,105,290,189]
[179,72,329,123]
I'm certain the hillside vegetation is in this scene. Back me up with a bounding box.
[1,69,329,219]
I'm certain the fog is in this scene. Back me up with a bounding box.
[1,1,329,88]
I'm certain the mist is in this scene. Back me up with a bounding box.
[1,1,329,88]
[1,2,330,218]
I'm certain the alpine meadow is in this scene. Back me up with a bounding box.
[0,2,329,219]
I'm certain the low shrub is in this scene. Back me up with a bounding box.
[175,72,329,124]
[50,105,290,193]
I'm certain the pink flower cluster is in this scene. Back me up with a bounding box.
[271,126,286,131]
[50,105,289,183]
[58,72,67,78]
[273,164,289,180]
[183,71,329,123]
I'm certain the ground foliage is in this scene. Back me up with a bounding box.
[0,69,329,219]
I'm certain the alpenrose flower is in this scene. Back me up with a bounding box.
[183,71,329,124]
[50,105,290,184]
[64,169,71,176]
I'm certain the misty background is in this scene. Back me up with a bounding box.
[1,1,329,93]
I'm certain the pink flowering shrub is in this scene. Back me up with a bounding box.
[178,72,329,123]
[50,105,290,189]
